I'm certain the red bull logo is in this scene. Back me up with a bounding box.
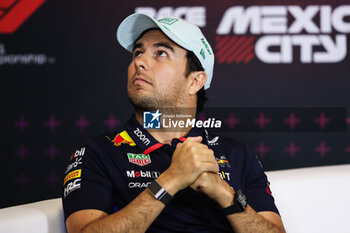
[216,156,231,167]
[112,131,136,146]
[217,159,229,164]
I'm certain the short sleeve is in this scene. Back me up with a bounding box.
[62,141,114,220]
[243,146,279,214]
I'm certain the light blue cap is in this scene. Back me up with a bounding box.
[117,13,215,90]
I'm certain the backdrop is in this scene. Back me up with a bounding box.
[1,0,349,208]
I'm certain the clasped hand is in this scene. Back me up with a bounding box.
[164,136,234,207]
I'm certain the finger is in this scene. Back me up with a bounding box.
[185,136,203,143]
[190,174,205,190]
[189,182,200,191]
[195,147,216,161]
[190,172,210,190]
[200,161,220,173]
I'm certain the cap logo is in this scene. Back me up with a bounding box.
[157,18,178,25]
[200,49,206,60]
[200,38,212,55]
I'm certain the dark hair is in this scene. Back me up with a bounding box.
[185,51,208,114]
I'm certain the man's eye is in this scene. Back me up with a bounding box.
[134,51,142,57]
[157,51,167,57]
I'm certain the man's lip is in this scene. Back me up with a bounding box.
[133,76,150,85]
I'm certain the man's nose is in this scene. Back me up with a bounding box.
[134,53,149,71]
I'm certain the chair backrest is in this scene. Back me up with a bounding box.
[0,198,66,233]
[1,164,350,233]
[266,164,350,233]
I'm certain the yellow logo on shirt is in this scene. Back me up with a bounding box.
[64,169,81,185]
[112,131,136,146]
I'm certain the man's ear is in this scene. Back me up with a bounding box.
[188,71,207,95]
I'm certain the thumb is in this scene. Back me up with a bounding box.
[185,136,203,143]
[176,142,183,148]
[176,136,203,148]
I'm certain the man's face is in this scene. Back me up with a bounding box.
[127,29,189,110]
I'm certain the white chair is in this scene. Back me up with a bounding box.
[0,198,66,233]
[267,164,350,233]
[1,164,350,233]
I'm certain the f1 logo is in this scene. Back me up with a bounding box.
[0,0,46,34]
[143,110,161,129]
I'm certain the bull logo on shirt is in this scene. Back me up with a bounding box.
[216,156,231,168]
[112,131,136,146]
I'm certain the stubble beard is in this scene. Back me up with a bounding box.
[127,84,186,114]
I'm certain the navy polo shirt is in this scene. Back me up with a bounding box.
[62,115,279,232]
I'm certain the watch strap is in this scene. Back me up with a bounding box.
[147,180,173,205]
[222,189,247,215]
[222,202,244,215]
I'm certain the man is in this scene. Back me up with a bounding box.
[62,13,286,233]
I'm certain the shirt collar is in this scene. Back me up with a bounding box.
[178,126,206,142]
[124,115,162,155]
[124,115,206,154]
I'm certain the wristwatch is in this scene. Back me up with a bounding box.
[147,180,173,205]
[222,189,247,215]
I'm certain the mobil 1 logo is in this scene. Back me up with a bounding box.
[126,170,160,179]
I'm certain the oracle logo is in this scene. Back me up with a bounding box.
[0,0,46,34]
[128,182,151,189]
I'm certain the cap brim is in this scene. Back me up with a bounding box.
[117,13,162,52]
[117,13,191,53]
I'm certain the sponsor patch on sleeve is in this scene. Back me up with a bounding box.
[64,179,81,198]
[63,169,81,185]
[71,147,85,160]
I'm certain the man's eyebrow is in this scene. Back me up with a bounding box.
[133,42,143,52]
[154,42,174,52]
[132,41,175,52]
